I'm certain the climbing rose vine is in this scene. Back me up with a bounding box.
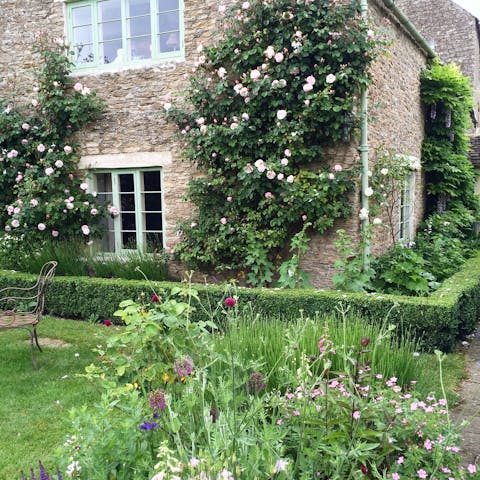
[0,34,108,242]
[165,0,386,286]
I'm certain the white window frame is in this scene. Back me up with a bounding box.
[398,171,416,243]
[90,168,165,253]
[66,0,184,71]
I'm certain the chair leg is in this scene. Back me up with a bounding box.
[33,327,42,352]
[30,331,38,370]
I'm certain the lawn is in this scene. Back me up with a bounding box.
[0,313,468,479]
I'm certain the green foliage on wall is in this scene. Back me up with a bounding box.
[164,0,387,286]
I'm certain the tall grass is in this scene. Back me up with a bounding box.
[211,308,419,390]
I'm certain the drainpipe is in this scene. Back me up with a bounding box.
[360,0,370,271]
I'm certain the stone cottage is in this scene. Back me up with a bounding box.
[0,0,436,287]
[396,0,480,192]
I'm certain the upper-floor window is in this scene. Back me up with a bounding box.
[66,0,183,70]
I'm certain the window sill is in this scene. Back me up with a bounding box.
[70,55,186,77]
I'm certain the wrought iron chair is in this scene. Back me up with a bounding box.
[0,261,57,369]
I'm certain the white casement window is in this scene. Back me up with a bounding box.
[91,169,164,252]
[66,0,184,69]
[398,171,416,243]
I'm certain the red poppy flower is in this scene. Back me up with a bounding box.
[224,297,236,307]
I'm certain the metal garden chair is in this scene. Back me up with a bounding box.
[0,261,57,369]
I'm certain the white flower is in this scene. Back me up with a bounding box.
[326,73,336,83]
[218,4,226,13]
[163,102,172,111]
[217,67,227,78]
[45,167,55,176]
[81,225,90,235]
[38,223,46,231]
[364,187,374,197]
[276,109,287,120]
[250,69,261,80]
[266,170,276,179]
[241,112,249,120]
[274,459,288,473]
[242,1,250,9]
[264,45,275,58]
[274,52,284,63]
[80,183,88,191]
[73,82,83,92]
[380,168,388,175]
[286,175,295,183]
[359,208,369,220]
[373,217,382,225]
[195,117,205,125]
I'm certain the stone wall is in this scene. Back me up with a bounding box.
[0,0,428,288]
[396,0,480,129]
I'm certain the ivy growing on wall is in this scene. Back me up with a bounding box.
[420,61,478,221]
[165,0,386,286]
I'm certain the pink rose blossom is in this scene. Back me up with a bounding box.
[241,112,249,120]
[7,149,18,158]
[81,225,90,235]
[242,1,249,9]
[264,46,275,58]
[328,173,335,180]
[220,217,227,225]
[250,69,261,80]
[55,160,64,168]
[38,223,46,231]
[286,175,295,183]
[467,465,477,474]
[45,167,54,176]
[4,225,11,232]
[277,109,287,120]
[21,139,28,145]
[367,29,375,39]
[326,73,336,84]
[226,196,233,202]
[266,170,276,180]
[30,199,39,207]
[66,203,74,210]
[265,192,274,199]
[74,82,83,92]
[37,144,45,153]
[274,52,284,62]
[303,83,313,92]
[90,208,98,215]
[392,474,400,480]
[11,219,20,228]
[334,164,343,172]
[306,75,316,85]
[13,207,21,214]
[80,183,88,191]
[64,145,72,154]
[284,149,292,157]
[277,173,284,180]
[22,123,30,131]
[52,230,59,237]
[31,99,38,107]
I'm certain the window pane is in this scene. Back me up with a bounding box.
[158,0,179,12]
[96,173,112,193]
[100,40,123,63]
[129,36,152,59]
[143,171,161,191]
[73,43,95,64]
[159,32,180,52]
[128,0,151,16]
[73,25,93,46]
[120,173,134,192]
[99,217,115,252]
[121,193,135,211]
[98,0,121,22]
[122,231,137,248]
[129,16,151,36]
[144,193,161,211]
[122,212,136,230]
[72,5,92,26]
[158,11,179,32]
[145,212,162,230]
[146,232,163,252]
[100,20,122,41]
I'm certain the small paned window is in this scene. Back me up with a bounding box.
[398,171,416,243]
[67,0,183,69]
[92,169,164,252]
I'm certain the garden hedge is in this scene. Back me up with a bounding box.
[1,251,480,352]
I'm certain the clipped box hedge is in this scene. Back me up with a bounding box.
[1,251,480,352]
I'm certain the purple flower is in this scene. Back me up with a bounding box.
[140,421,159,430]
[174,356,194,377]
[247,371,266,394]
[148,390,166,412]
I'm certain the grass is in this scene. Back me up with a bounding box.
[0,316,112,478]
[0,314,468,479]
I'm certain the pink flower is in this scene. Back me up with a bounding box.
[392,474,400,480]
[242,1,249,8]
[55,160,64,168]
[90,208,98,215]
[273,459,288,473]
[266,170,276,180]
[74,82,83,92]
[64,145,72,154]
[31,99,38,107]
[274,52,284,62]
[241,112,249,120]
[352,411,361,420]
[37,223,46,231]
[284,149,292,157]
[226,196,233,202]
[80,183,88,191]
[11,219,20,228]
[52,230,59,237]
[30,199,39,207]
[220,217,227,225]
[328,173,335,180]
[81,225,90,235]
[277,173,284,180]
[417,469,428,479]
[264,45,275,58]
[326,73,336,84]
[7,149,18,158]
[37,143,46,153]
[103,319,112,326]
[397,456,404,464]
[21,139,28,145]
[265,192,274,199]
[306,75,316,85]
[367,29,375,39]
[303,83,313,92]
[276,109,287,120]
[250,69,261,80]
[334,164,343,172]
[45,167,54,176]
[467,464,477,474]
[225,297,236,307]
[152,294,159,303]
[22,123,30,131]
[286,175,295,183]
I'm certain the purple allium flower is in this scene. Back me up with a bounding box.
[247,371,266,394]
[148,390,166,412]
[140,421,159,430]
[174,355,194,377]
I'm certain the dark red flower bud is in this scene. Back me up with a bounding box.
[210,407,217,423]
[224,297,236,307]
[361,337,371,348]
[103,319,112,326]
[152,294,159,303]
[360,465,368,475]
